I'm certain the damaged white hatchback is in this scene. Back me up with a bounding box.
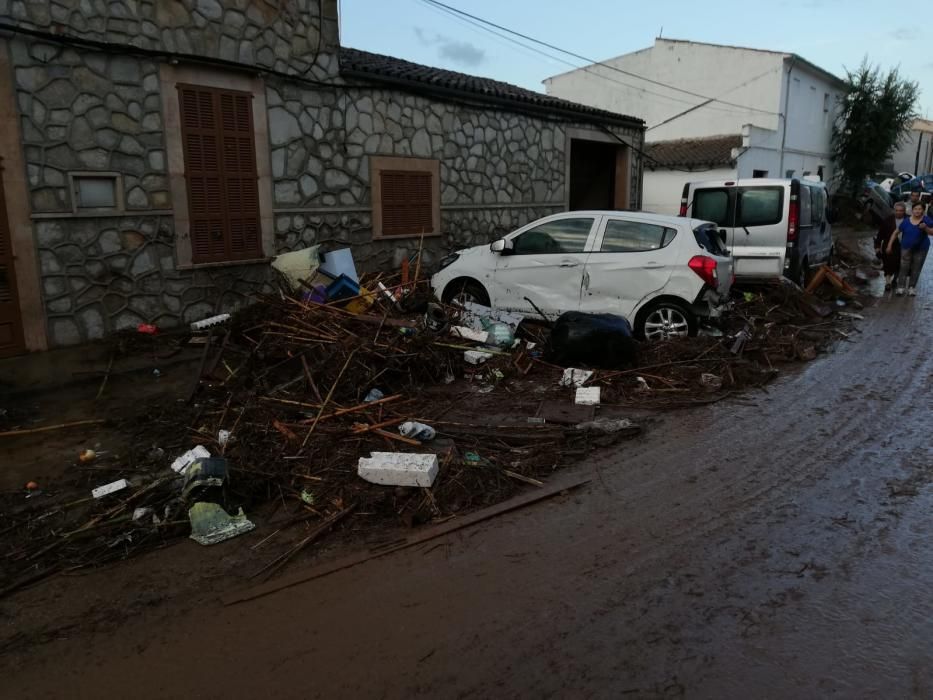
[432,211,734,340]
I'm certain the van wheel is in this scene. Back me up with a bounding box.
[443,279,490,307]
[638,300,697,341]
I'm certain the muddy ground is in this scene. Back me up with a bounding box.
[4,239,932,698]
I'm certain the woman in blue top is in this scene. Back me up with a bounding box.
[888,202,932,296]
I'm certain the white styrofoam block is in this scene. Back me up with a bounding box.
[170,445,211,473]
[560,368,593,387]
[92,478,129,499]
[451,326,489,343]
[358,452,439,488]
[464,350,493,365]
[575,387,601,406]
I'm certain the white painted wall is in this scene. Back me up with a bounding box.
[546,39,845,187]
[643,167,736,215]
[890,119,933,175]
[545,39,785,142]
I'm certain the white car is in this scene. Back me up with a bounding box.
[432,210,734,341]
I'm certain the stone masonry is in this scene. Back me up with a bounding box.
[5,1,644,347]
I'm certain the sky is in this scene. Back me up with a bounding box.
[340,0,931,120]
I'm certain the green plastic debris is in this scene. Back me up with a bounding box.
[188,502,255,546]
[300,489,315,505]
[743,292,756,302]
[464,451,482,464]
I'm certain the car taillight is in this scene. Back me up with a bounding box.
[788,197,799,243]
[679,199,688,217]
[688,255,719,289]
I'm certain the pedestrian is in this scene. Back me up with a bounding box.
[889,201,932,296]
[875,201,905,290]
[904,185,924,209]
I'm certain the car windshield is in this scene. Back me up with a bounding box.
[693,224,727,256]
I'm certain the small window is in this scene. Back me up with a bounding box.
[70,173,122,212]
[512,218,594,255]
[752,170,768,178]
[371,156,440,239]
[799,185,812,227]
[600,220,676,252]
[811,186,824,225]
[693,189,731,226]
[737,187,783,227]
[823,93,830,113]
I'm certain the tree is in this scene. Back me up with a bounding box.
[832,60,919,195]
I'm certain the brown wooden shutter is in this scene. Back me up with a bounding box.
[0,159,26,357]
[179,85,262,264]
[380,170,434,236]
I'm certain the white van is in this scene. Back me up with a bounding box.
[679,178,833,284]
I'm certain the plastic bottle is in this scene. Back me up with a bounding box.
[398,421,436,441]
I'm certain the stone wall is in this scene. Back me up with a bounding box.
[2,0,338,82]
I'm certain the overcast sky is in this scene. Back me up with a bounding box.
[341,0,931,120]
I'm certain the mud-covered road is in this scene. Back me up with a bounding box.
[5,277,933,698]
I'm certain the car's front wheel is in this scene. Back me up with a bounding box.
[442,279,490,307]
[638,300,696,341]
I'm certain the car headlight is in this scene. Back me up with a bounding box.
[438,253,460,271]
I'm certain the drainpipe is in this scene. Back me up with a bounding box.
[914,130,923,174]
[779,56,797,178]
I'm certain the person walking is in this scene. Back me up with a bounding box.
[876,201,905,290]
[889,202,932,296]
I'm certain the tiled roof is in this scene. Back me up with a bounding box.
[339,46,644,128]
[645,134,743,169]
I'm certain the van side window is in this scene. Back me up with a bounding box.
[600,220,676,252]
[694,190,730,226]
[737,188,783,227]
[799,186,812,227]
[811,187,824,225]
[511,218,594,255]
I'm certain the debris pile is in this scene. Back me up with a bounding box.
[0,252,867,596]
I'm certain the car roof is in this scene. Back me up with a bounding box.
[687,177,825,188]
[547,210,701,226]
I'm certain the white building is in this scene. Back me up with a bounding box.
[545,39,846,214]
[889,118,933,176]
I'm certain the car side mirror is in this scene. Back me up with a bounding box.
[490,238,513,254]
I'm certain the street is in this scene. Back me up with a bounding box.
[4,279,933,699]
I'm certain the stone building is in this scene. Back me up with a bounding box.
[0,0,644,354]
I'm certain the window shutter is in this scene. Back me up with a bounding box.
[380,170,434,236]
[179,86,262,264]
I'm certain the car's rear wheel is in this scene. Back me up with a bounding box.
[442,279,490,307]
[638,300,696,341]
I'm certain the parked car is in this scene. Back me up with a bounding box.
[432,211,734,341]
[890,174,933,203]
[860,181,894,224]
[680,177,833,286]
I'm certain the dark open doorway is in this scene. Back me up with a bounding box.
[569,138,630,211]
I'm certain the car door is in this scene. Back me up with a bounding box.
[491,215,599,316]
[579,215,679,319]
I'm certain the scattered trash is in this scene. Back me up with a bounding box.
[634,377,650,393]
[181,457,228,504]
[25,481,39,491]
[300,490,315,506]
[92,479,129,499]
[319,248,359,284]
[217,430,231,447]
[450,326,488,343]
[835,299,847,307]
[132,507,154,523]
[482,319,515,348]
[798,345,817,361]
[575,387,601,406]
[575,418,637,434]
[170,445,211,474]
[700,373,723,391]
[188,502,255,546]
[459,302,522,333]
[838,312,865,320]
[560,368,593,387]
[699,326,724,338]
[549,312,637,369]
[527,417,546,425]
[78,448,96,464]
[463,451,482,465]
[730,323,753,355]
[743,292,756,302]
[464,350,493,365]
[152,369,161,378]
[398,421,436,441]
[357,452,440,488]
[190,313,231,331]
[423,303,449,333]
[271,245,321,291]
[136,323,158,335]
[363,388,385,403]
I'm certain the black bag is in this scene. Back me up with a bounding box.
[547,312,638,369]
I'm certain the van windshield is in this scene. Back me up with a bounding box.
[692,186,784,227]
[694,190,730,226]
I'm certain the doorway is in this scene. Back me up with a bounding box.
[569,138,629,211]
[0,158,26,358]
